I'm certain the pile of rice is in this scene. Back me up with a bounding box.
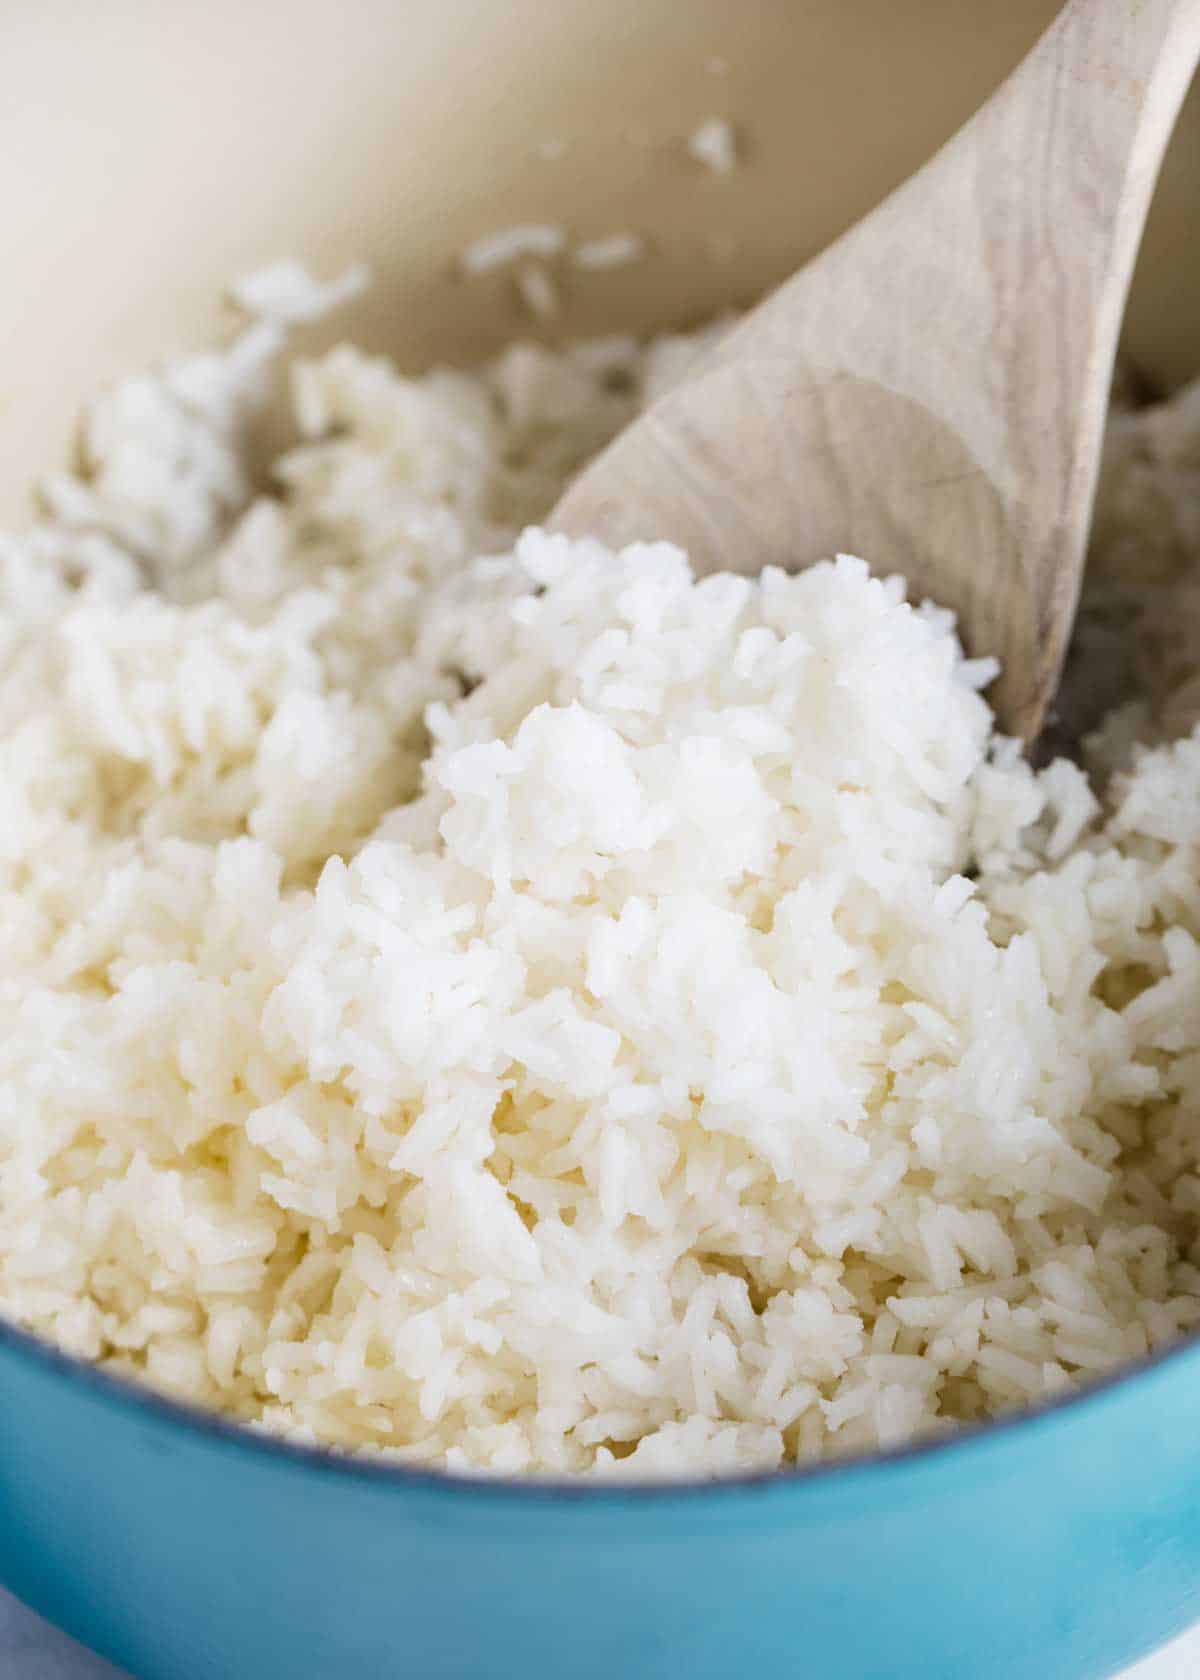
[3,268,1200,1477]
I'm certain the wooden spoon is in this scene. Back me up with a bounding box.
[552,0,1200,739]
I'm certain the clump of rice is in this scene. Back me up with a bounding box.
[2,268,1200,1478]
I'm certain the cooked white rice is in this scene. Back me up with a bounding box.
[514,263,562,321]
[2,268,1200,1478]
[459,224,568,275]
[572,234,646,271]
[687,118,738,176]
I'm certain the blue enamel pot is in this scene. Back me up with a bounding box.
[4,5,1200,1679]
[2,1317,1199,1679]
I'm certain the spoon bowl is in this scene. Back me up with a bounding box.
[553,0,1200,738]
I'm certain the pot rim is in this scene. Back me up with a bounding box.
[3,1305,1198,1504]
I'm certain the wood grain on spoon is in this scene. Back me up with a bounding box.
[552,0,1200,739]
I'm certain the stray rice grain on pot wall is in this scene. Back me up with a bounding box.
[2,266,1200,1477]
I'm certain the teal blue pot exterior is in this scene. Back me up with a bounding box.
[2,1323,1199,1680]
